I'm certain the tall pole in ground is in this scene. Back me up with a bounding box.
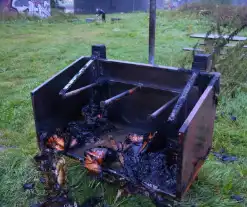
[133,0,135,12]
[148,0,156,65]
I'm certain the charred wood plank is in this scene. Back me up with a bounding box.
[106,79,181,94]
[167,72,199,123]
[100,86,141,108]
[183,47,205,53]
[62,82,98,99]
[200,42,247,48]
[59,59,94,96]
[190,33,247,41]
[148,95,179,120]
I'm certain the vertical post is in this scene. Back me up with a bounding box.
[185,0,188,9]
[132,0,135,12]
[148,0,156,65]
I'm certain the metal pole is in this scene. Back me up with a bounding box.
[148,95,179,120]
[62,82,98,99]
[100,86,141,108]
[167,72,199,123]
[59,59,94,96]
[148,0,156,65]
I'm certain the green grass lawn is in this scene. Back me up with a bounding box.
[0,11,247,207]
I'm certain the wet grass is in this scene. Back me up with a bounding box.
[0,11,247,206]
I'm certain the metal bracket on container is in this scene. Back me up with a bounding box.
[167,54,213,123]
[192,53,212,72]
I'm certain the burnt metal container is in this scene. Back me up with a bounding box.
[31,45,220,202]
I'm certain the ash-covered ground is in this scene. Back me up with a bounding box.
[50,103,116,149]
[120,145,177,194]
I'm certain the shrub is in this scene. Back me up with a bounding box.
[180,2,247,28]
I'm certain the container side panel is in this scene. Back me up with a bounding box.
[177,84,217,199]
[100,60,192,93]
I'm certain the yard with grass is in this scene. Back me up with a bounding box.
[0,11,247,207]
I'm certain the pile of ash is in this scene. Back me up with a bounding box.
[81,103,115,135]
[120,147,177,194]
[45,103,115,151]
[43,102,177,196]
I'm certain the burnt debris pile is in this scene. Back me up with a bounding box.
[46,103,115,152]
[43,102,177,197]
[32,150,79,207]
[122,149,177,194]
[81,103,115,135]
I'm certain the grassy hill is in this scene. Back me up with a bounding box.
[0,11,246,206]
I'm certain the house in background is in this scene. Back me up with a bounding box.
[73,0,165,14]
[56,0,74,13]
[54,0,247,15]
[0,0,51,17]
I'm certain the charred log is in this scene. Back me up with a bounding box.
[59,59,95,96]
[100,86,141,108]
[167,72,199,123]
